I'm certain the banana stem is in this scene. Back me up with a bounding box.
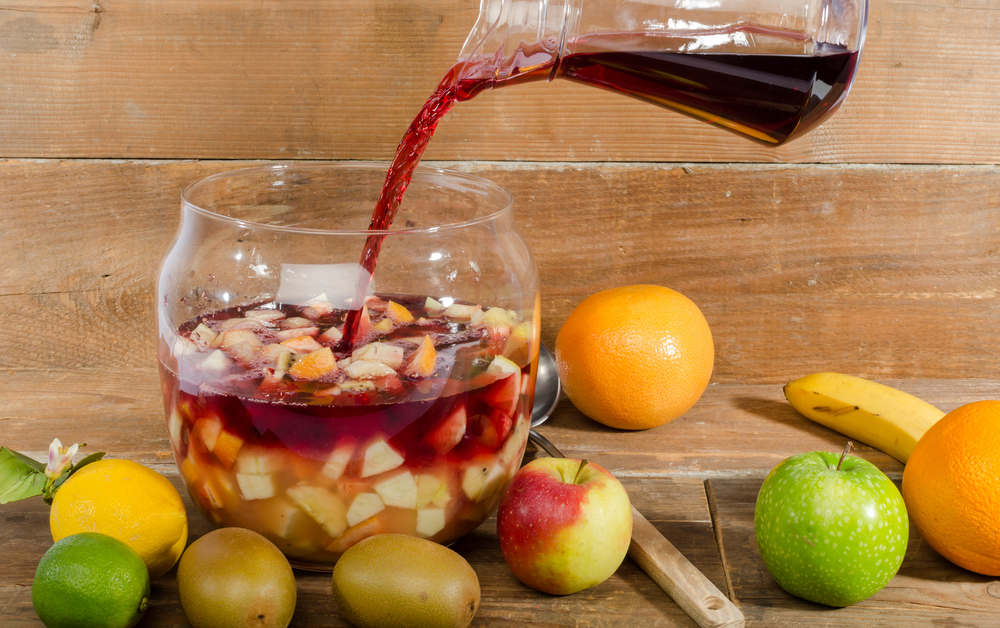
[836,441,854,470]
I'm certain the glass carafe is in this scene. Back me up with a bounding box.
[458,0,868,144]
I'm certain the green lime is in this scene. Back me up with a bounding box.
[32,532,151,628]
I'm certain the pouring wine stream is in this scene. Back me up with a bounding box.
[529,343,745,628]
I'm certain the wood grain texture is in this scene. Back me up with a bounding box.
[708,478,1000,626]
[3,160,999,385]
[0,474,726,627]
[1,0,999,163]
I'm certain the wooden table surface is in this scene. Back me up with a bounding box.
[3,0,1000,626]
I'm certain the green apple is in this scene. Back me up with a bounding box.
[754,450,908,607]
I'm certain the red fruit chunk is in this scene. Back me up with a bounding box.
[425,405,467,454]
[483,372,520,417]
[479,408,513,450]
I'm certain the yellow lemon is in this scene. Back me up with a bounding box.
[50,459,188,580]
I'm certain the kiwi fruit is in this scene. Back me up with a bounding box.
[177,528,297,628]
[332,534,480,628]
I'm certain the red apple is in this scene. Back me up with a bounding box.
[496,457,632,595]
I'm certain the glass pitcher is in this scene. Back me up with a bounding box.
[457,0,868,144]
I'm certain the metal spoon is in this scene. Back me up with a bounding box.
[528,342,745,628]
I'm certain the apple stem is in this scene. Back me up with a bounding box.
[573,460,589,484]
[836,441,854,470]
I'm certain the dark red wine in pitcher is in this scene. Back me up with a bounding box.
[340,31,859,347]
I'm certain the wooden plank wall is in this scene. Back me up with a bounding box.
[2,1,1000,625]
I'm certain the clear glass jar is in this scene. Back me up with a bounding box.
[156,163,540,570]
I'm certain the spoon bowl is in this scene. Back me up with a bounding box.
[529,342,564,457]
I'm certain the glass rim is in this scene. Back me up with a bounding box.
[180,162,515,236]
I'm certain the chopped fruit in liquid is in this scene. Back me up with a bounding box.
[160,293,535,566]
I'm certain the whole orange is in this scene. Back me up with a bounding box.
[555,284,714,430]
[902,400,1000,575]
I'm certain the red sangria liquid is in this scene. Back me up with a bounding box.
[161,294,535,565]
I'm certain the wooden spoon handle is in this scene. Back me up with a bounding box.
[628,505,745,628]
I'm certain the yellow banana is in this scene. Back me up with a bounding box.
[783,372,945,464]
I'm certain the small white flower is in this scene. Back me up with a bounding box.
[45,438,79,480]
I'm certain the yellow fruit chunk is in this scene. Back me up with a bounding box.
[289,347,338,381]
[326,515,385,554]
[50,459,189,580]
[405,335,437,378]
[212,430,244,469]
[386,300,415,323]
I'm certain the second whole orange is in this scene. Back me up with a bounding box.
[902,400,1000,576]
[555,284,714,430]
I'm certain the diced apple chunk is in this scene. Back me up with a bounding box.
[346,493,385,527]
[237,473,276,501]
[416,473,452,509]
[321,441,355,481]
[245,309,286,323]
[280,335,324,354]
[373,471,418,509]
[190,323,219,349]
[302,302,335,320]
[287,485,349,538]
[425,297,445,312]
[219,329,264,364]
[504,321,534,363]
[170,336,198,360]
[344,359,396,380]
[280,316,316,329]
[424,405,466,454]
[444,303,481,320]
[352,342,405,369]
[374,318,394,334]
[486,354,520,378]
[404,335,437,378]
[483,372,520,417]
[462,460,507,503]
[193,416,222,452]
[275,327,319,341]
[288,347,338,381]
[168,408,185,446]
[500,418,527,465]
[236,447,283,475]
[386,300,415,323]
[198,482,225,510]
[416,508,447,538]
[318,325,343,343]
[198,349,233,376]
[361,439,405,477]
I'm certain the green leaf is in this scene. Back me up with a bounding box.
[0,447,47,504]
[43,451,105,504]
